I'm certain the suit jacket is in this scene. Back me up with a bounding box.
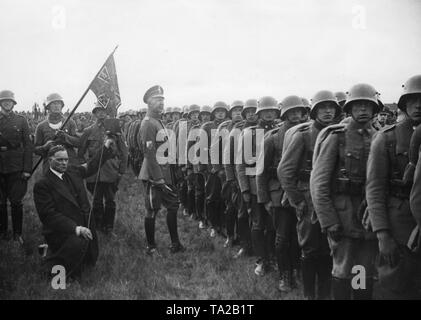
[33,147,112,261]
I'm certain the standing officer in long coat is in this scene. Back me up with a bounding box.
[139,85,185,255]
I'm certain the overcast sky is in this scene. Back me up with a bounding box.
[1,0,420,112]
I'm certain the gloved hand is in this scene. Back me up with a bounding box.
[242,191,251,203]
[21,172,31,180]
[378,231,400,267]
[327,224,343,242]
[264,201,273,213]
[402,162,416,185]
[295,200,307,221]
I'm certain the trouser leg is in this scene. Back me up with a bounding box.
[250,196,266,262]
[195,173,205,222]
[301,256,317,299]
[274,206,296,274]
[103,182,117,230]
[187,173,196,218]
[167,209,180,245]
[8,172,28,236]
[0,174,8,234]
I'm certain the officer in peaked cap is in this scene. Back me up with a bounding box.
[143,85,164,104]
[139,85,185,255]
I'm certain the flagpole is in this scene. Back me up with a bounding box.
[30,45,119,176]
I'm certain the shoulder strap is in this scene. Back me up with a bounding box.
[337,130,347,177]
[385,129,398,179]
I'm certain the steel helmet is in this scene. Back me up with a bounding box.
[398,75,421,111]
[92,102,106,114]
[302,97,311,112]
[280,95,306,119]
[188,104,201,116]
[140,107,147,114]
[164,107,173,114]
[242,99,258,117]
[310,90,341,120]
[200,105,212,114]
[44,93,64,108]
[212,101,229,114]
[229,100,244,112]
[182,105,189,117]
[256,96,279,115]
[343,83,380,114]
[379,105,393,115]
[0,90,17,105]
[172,106,182,114]
[335,91,347,106]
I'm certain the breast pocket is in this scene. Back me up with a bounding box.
[345,149,363,177]
[6,126,22,147]
[87,137,101,157]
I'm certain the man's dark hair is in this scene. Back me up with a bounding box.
[47,145,66,158]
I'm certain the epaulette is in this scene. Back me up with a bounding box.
[381,124,396,133]
[328,123,347,135]
[219,119,232,128]
[201,120,214,130]
[233,120,246,129]
[266,126,281,136]
[297,121,312,132]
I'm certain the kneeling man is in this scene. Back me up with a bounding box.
[34,138,115,279]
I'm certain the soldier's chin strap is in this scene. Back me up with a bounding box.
[67,145,105,278]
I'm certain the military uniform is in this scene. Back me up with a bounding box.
[78,120,128,232]
[139,86,183,253]
[257,119,300,282]
[34,115,80,174]
[311,119,377,299]
[279,120,332,299]
[0,110,33,238]
[173,117,189,215]
[216,113,243,246]
[185,113,202,219]
[200,115,228,235]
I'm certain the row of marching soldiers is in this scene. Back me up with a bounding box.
[126,75,421,300]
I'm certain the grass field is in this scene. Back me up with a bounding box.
[0,169,304,300]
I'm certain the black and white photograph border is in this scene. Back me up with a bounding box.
[0,0,421,305]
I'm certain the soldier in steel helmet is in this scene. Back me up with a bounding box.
[368,75,421,298]
[279,90,341,299]
[237,96,279,276]
[257,95,306,291]
[310,83,381,300]
[34,93,80,174]
[215,100,244,248]
[199,101,229,238]
[0,90,33,243]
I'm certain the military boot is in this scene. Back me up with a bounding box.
[332,277,351,300]
[278,270,292,293]
[301,257,317,299]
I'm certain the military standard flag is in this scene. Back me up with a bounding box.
[89,52,121,118]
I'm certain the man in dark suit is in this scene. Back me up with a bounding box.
[33,138,114,279]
